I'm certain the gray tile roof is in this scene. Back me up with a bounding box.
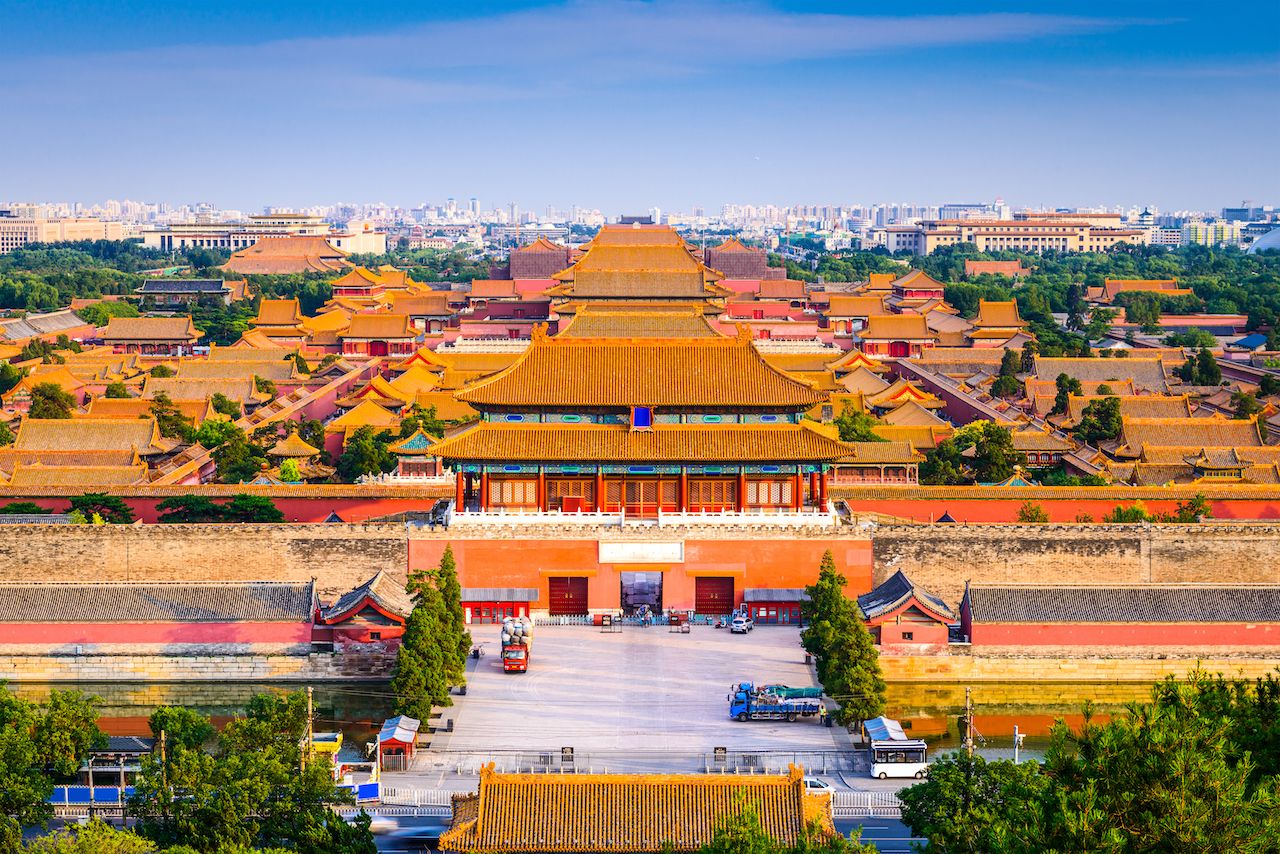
[136,279,229,294]
[460,587,541,601]
[963,585,1280,624]
[742,588,810,603]
[0,581,315,623]
[321,572,414,623]
[858,571,955,621]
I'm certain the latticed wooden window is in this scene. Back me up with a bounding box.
[660,480,677,508]
[746,478,792,507]
[688,478,737,509]
[605,479,623,506]
[546,478,595,509]
[489,477,537,507]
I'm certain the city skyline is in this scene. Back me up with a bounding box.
[3,1,1277,211]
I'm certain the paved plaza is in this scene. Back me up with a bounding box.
[434,624,845,758]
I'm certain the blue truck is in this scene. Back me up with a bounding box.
[728,682,824,722]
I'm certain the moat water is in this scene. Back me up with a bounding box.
[7,680,1160,764]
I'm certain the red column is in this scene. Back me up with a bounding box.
[479,472,489,511]
[595,470,605,512]
[819,470,829,510]
[736,472,747,513]
[679,471,689,512]
[792,473,802,511]
[537,470,547,512]
[454,472,464,508]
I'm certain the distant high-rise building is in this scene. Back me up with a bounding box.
[469,197,479,217]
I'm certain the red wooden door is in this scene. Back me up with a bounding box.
[695,577,735,615]
[368,340,389,357]
[888,341,910,358]
[548,577,588,615]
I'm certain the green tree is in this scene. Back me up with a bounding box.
[28,383,76,419]
[832,405,884,443]
[210,392,241,419]
[0,502,50,514]
[434,545,472,687]
[899,753,1047,854]
[1016,501,1049,523]
[1232,391,1263,420]
[148,392,194,441]
[1167,493,1212,523]
[192,417,241,450]
[149,364,174,378]
[1259,374,1280,397]
[155,495,226,523]
[393,582,451,718]
[953,421,1024,483]
[222,494,285,523]
[335,427,396,481]
[1177,347,1222,385]
[1073,396,1123,444]
[33,690,105,777]
[21,819,156,853]
[279,458,302,482]
[74,300,140,328]
[213,430,268,483]
[990,374,1020,398]
[67,493,134,524]
[147,705,215,752]
[104,381,129,399]
[1103,502,1155,523]
[0,362,25,396]
[1164,327,1218,349]
[696,796,875,853]
[254,375,278,399]
[292,353,311,375]
[1050,373,1082,416]
[800,551,885,726]
[399,403,448,438]
[998,348,1020,378]
[919,439,969,486]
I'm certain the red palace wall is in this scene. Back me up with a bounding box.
[0,622,312,646]
[971,622,1280,646]
[409,537,873,612]
[842,497,1280,523]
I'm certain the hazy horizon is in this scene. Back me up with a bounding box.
[4,1,1277,212]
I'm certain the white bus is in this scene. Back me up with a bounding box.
[864,716,930,779]
[869,739,930,779]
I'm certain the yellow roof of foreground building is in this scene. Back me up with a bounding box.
[430,421,853,463]
[441,763,832,853]
[457,326,825,410]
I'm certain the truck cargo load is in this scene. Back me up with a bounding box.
[501,616,532,673]
[728,683,823,722]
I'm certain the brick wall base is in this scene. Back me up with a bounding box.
[0,652,394,682]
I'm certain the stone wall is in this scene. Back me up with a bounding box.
[880,654,1280,682]
[1,521,1279,612]
[0,524,409,599]
[871,522,1280,605]
[0,652,394,682]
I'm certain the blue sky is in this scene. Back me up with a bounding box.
[2,1,1276,213]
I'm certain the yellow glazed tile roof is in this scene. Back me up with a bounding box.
[456,329,825,409]
[441,764,831,853]
[100,317,201,342]
[267,431,321,458]
[254,299,304,328]
[858,315,935,341]
[8,463,150,487]
[972,300,1025,329]
[14,417,173,455]
[557,307,722,339]
[324,399,401,433]
[430,421,854,463]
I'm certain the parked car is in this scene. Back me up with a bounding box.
[803,776,836,794]
[730,616,754,634]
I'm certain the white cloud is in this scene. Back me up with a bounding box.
[3,2,1139,107]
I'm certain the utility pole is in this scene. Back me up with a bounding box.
[303,686,314,773]
[964,686,974,758]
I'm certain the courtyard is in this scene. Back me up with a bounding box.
[432,624,847,763]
